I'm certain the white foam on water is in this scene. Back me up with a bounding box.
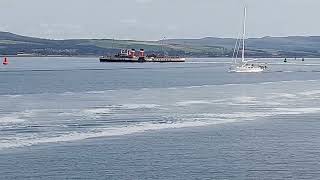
[307,80,318,82]
[85,91,106,94]
[121,104,161,109]
[0,109,40,124]
[260,82,275,85]
[184,112,276,121]
[0,118,237,150]
[80,108,112,119]
[19,109,41,118]
[11,103,317,150]
[82,108,111,114]
[299,90,320,96]
[0,116,25,124]
[268,93,298,99]
[61,92,75,95]
[274,107,320,115]
[173,80,320,90]
[2,78,320,150]
[55,104,161,119]
[232,96,258,104]
[167,87,178,90]
[1,95,22,98]
[2,104,320,150]
[23,79,318,101]
[185,85,207,89]
[282,71,294,73]
[263,101,284,106]
[57,112,76,117]
[56,108,113,118]
[176,100,213,106]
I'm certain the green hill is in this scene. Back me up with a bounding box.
[0,31,320,57]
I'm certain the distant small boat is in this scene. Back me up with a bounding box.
[229,7,267,73]
[284,58,287,63]
[2,57,8,65]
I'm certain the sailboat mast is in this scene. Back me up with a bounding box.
[242,7,247,62]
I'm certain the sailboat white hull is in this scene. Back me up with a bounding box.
[231,66,265,73]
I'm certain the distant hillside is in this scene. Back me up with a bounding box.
[0,31,320,57]
[0,32,228,57]
[161,36,320,57]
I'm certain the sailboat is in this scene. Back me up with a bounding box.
[230,7,267,73]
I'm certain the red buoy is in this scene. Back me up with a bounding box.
[3,57,8,65]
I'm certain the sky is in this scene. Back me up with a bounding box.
[0,0,319,40]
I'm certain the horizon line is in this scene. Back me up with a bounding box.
[2,31,320,42]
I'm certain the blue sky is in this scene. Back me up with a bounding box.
[0,0,319,40]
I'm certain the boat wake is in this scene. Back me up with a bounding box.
[1,79,320,150]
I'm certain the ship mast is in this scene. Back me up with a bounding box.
[161,37,166,57]
[242,7,247,62]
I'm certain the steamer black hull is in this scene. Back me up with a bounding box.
[100,58,141,63]
[99,57,185,63]
[148,58,186,63]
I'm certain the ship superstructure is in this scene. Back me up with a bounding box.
[100,49,185,63]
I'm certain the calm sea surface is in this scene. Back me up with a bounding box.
[1,57,320,179]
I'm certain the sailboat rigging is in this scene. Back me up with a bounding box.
[230,7,268,73]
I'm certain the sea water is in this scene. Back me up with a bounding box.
[1,57,320,179]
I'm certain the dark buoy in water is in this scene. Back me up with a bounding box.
[302,58,305,62]
[284,58,287,63]
[2,57,8,65]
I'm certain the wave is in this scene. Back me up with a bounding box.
[262,101,284,106]
[81,108,112,115]
[299,90,320,96]
[85,91,108,94]
[0,110,40,124]
[121,104,161,109]
[179,79,320,90]
[2,103,320,150]
[0,116,25,124]
[61,92,75,95]
[56,108,113,119]
[274,108,320,115]
[182,112,270,120]
[0,79,319,97]
[267,93,298,99]
[0,119,234,150]
[56,104,161,119]
[232,96,258,103]
[1,95,22,98]
[176,100,213,106]
[83,108,111,114]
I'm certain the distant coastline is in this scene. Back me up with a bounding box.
[1,31,320,58]
[5,56,319,59]
[4,55,99,58]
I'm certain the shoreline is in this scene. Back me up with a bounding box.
[2,55,319,59]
